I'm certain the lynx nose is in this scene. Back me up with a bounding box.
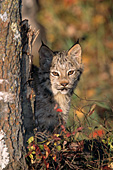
[60,81,69,87]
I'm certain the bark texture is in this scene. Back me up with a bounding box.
[0,0,34,169]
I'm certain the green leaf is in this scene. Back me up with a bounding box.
[56,145,61,151]
[27,136,34,144]
[39,145,44,151]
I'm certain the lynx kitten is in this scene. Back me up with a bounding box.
[32,42,83,133]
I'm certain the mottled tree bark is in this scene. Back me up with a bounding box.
[0,0,34,169]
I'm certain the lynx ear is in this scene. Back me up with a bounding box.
[39,43,54,70]
[68,44,82,64]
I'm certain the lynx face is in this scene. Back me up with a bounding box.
[39,43,83,96]
[50,54,82,95]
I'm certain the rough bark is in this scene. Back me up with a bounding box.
[0,0,34,169]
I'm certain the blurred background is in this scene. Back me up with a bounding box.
[22,0,113,135]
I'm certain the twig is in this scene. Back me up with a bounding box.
[32,30,40,46]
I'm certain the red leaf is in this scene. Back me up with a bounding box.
[46,163,49,169]
[61,125,66,133]
[72,131,76,135]
[61,125,65,129]
[66,132,71,137]
[56,108,62,112]
[89,129,105,138]
[53,155,56,162]
[76,127,83,132]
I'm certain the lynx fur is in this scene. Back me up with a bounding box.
[32,42,83,133]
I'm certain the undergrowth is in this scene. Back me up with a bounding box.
[26,101,113,170]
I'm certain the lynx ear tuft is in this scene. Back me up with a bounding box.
[75,39,79,44]
[39,43,54,70]
[68,44,82,64]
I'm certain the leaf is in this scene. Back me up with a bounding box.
[72,131,76,135]
[88,104,96,116]
[30,145,35,151]
[61,125,66,133]
[29,153,34,160]
[39,144,44,151]
[53,155,56,162]
[31,159,36,164]
[88,127,92,130]
[44,145,50,158]
[56,108,62,112]
[46,141,50,146]
[54,134,60,137]
[89,129,105,139]
[25,150,33,158]
[44,144,50,151]
[76,127,83,132]
[27,136,34,144]
[108,137,113,151]
[56,145,61,151]
[75,110,84,119]
[61,125,65,129]
[66,132,71,137]
[46,163,49,169]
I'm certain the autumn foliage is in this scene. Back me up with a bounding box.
[26,102,113,169]
[26,121,113,169]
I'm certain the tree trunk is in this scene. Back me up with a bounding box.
[0,0,34,169]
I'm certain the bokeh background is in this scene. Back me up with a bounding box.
[22,0,113,136]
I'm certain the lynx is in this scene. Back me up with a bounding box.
[32,42,83,133]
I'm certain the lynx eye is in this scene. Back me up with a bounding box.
[68,70,75,76]
[51,71,59,76]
